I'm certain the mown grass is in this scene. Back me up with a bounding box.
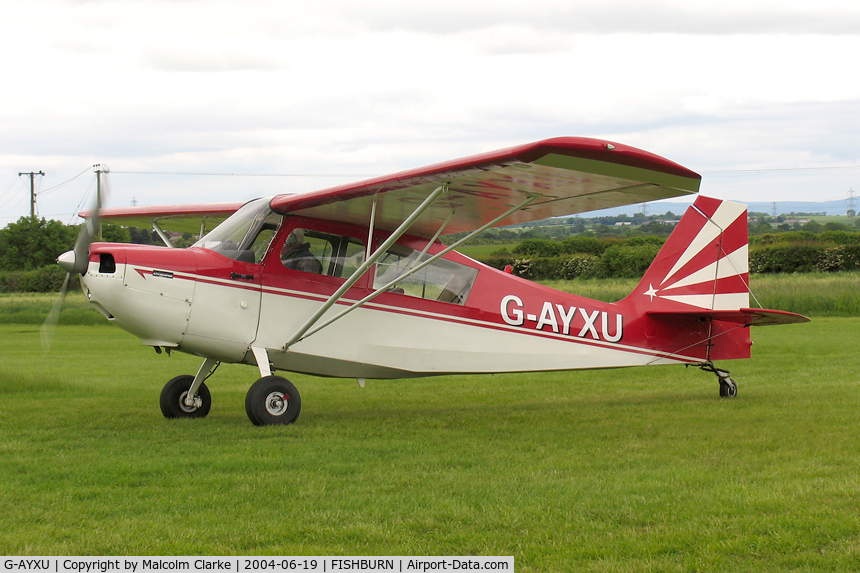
[749,272,860,316]
[0,291,103,325]
[2,315,860,568]
[458,243,519,259]
[2,274,859,568]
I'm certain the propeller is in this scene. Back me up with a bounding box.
[41,165,108,349]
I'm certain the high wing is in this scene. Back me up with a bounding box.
[93,202,245,235]
[269,137,701,237]
[89,138,699,240]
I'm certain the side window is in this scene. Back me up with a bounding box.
[249,212,282,264]
[374,244,477,305]
[280,228,365,278]
[339,239,367,278]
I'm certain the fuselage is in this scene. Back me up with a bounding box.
[79,199,749,379]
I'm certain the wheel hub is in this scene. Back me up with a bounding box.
[179,391,201,413]
[265,391,288,416]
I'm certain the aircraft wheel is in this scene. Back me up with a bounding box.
[245,375,301,426]
[719,378,738,398]
[160,375,212,418]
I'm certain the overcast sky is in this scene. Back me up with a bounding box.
[2,0,859,224]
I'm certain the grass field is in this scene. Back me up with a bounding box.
[457,243,518,259]
[2,283,859,570]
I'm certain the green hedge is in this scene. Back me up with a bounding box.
[508,254,600,281]
[750,244,860,274]
[512,236,626,257]
[485,243,860,280]
[0,266,79,293]
[596,243,661,278]
[482,247,655,281]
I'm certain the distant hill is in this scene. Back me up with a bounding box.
[583,199,852,218]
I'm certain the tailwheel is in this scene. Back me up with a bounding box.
[719,377,738,398]
[160,374,212,418]
[245,375,302,426]
[699,362,738,399]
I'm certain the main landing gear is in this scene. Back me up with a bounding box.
[159,351,302,425]
[160,374,212,418]
[245,375,301,425]
[699,362,738,398]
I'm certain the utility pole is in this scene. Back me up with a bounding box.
[93,164,109,240]
[18,170,44,217]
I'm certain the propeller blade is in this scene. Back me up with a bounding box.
[43,165,108,349]
[41,272,70,350]
[67,166,108,274]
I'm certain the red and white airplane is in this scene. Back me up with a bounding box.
[52,137,808,425]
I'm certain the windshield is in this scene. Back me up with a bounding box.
[193,197,282,263]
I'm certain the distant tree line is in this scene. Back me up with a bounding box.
[0,216,149,292]
[446,211,681,244]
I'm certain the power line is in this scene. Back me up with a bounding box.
[110,171,377,177]
[702,164,860,175]
[67,174,98,225]
[39,167,92,195]
[0,189,27,216]
[0,177,27,212]
[102,163,860,178]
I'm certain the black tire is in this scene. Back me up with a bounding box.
[160,375,212,418]
[245,375,301,426]
[719,378,738,398]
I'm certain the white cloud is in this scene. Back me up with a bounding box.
[0,0,859,222]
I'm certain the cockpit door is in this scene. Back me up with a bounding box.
[183,252,264,362]
[183,200,282,362]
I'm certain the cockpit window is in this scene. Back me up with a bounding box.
[374,244,477,305]
[281,228,366,278]
[194,198,282,263]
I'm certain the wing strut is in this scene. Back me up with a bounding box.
[282,184,450,350]
[152,221,174,248]
[366,193,378,262]
[284,193,539,349]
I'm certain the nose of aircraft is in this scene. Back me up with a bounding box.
[57,250,79,274]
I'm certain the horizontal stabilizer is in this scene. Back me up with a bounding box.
[647,307,810,327]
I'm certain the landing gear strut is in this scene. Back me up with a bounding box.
[158,349,304,425]
[160,357,219,419]
[699,362,738,398]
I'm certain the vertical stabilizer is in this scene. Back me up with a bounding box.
[634,196,750,311]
